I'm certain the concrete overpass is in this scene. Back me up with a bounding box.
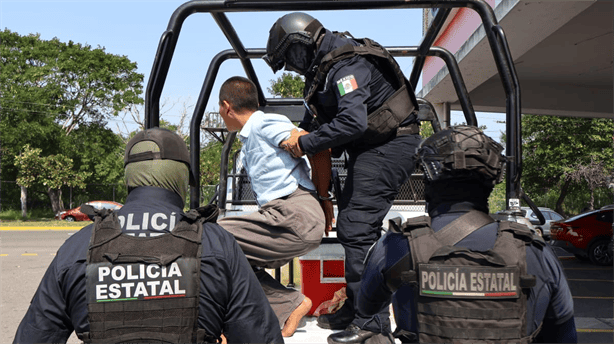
[418,0,613,125]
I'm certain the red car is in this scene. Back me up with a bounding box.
[56,201,123,222]
[550,206,613,266]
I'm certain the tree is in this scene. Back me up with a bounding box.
[0,30,144,135]
[268,72,304,98]
[564,157,612,211]
[521,115,613,215]
[15,145,90,217]
[1,30,144,213]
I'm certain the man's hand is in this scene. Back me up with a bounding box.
[280,129,308,158]
[321,199,334,237]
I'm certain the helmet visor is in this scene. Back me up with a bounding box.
[284,43,313,75]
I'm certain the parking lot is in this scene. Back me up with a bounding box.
[1,228,612,343]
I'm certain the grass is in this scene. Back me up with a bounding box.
[0,209,88,226]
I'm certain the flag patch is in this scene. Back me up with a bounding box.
[336,75,358,96]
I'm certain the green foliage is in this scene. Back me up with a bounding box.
[15,145,90,190]
[61,123,125,185]
[1,30,144,212]
[199,139,242,186]
[488,182,506,213]
[268,72,305,98]
[521,115,613,214]
[0,29,144,135]
[419,121,434,138]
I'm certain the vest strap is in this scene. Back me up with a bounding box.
[433,210,494,246]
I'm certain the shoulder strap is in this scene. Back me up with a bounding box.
[304,34,418,124]
[433,210,495,246]
[172,205,219,244]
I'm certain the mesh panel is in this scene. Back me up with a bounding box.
[228,150,426,204]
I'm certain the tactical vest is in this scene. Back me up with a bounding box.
[304,32,419,145]
[79,205,220,344]
[385,214,545,343]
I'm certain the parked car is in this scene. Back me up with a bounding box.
[56,201,123,221]
[491,209,538,236]
[521,207,565,240]
[550,206,613,265]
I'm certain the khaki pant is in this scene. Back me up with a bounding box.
[218,186,325,327]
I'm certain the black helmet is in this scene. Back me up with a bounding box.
[264,12,324,73]
[417,125,506,186]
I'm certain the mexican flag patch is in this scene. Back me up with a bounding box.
[336,75,358,96]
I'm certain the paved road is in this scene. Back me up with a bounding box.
[1,228,612,343]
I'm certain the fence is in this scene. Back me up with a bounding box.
[1,180,220,213]
[0,181,126,213]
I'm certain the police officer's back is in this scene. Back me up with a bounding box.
[13,128,283,343]
[329,125,577,343]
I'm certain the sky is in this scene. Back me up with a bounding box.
[1,0,506,139]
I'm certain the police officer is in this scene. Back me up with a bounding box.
[329,125,577,343]
[13,128,283,343]
[265,12,422,331]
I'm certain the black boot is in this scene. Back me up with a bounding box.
[317,302,354,330]
[327,324,378,344]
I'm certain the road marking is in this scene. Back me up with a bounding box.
[577,329,613,333]
[573,296,613,300]
[0,254,8,257]
[21,253,38,256]
[0,227,82,231]
[567,279,613,283]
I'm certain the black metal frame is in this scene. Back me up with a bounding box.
[145,0,544,221]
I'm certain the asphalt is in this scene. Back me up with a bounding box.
[1,228,612,343]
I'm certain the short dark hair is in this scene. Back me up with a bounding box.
[219,76,258,113]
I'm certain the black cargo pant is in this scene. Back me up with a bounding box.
[336,132,421,329]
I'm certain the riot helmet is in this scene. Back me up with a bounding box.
[417,125,506,187]
[264,12,323,74]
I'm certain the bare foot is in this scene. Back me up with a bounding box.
[281,297,312,337]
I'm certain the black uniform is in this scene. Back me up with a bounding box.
[298,29,421,321]
[356,201,577,342]
[13,186,283,343]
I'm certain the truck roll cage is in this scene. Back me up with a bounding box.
[144,0,545,225]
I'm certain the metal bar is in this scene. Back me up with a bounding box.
[492,25,522,205]
[287,260,295,288]
[216,131,237,210]
[189,45,475,204]
[211,12,267,106]
[388,46,476,126]
[453,1,523,208]
[409,8,451,91]
[146,0,490,130]
[154,0,518,210]
[189,49,233,209]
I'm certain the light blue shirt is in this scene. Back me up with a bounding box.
[239,111,315,206]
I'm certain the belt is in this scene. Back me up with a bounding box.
[396,122,420,136]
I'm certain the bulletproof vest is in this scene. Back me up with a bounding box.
[304,32,418,145]
[385,214,545,343]
[79,205,220,344]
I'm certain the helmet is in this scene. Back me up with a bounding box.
[417,125,506,186]
[263,12,324,73]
